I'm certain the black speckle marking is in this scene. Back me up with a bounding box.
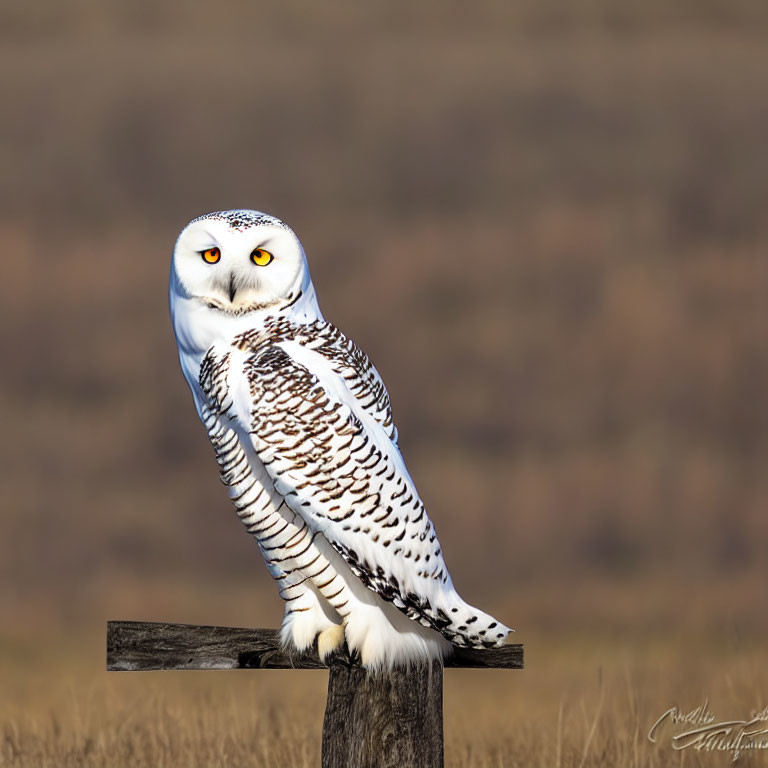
[191,209,291,233]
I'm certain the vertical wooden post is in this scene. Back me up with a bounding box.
[321,659,444,768]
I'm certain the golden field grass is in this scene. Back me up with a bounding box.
[2,575,767,767]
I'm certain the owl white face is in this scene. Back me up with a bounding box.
[171,210,307,315]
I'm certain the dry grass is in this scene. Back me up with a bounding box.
[3,577,767,767]
[2,633,766,767]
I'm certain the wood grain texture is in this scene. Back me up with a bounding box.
[322,658,444,768]
[106,621,523,671]
[107,621,326,670]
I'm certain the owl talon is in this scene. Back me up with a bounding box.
[317,624,346,662]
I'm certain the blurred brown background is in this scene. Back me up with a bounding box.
[1,2,766,765]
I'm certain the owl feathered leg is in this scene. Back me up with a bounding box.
[279,582,342,656]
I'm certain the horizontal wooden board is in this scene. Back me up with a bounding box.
[107,621,524,671]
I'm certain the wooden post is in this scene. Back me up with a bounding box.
[107,621,523,768]
[322,659,444,768]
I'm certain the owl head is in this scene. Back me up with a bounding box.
[170,210,322,362]
[170,210,311,314]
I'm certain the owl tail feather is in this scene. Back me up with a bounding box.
[425,598,513,651]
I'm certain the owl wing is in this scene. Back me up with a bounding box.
[226,337,465,637]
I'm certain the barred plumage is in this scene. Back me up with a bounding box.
[170,209,513,668]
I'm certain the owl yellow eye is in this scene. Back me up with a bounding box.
[251,248,273,267]
[201,247,221,264]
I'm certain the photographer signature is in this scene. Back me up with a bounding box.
[649,700,768,762]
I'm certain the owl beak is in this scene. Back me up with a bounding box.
[227,275,237,303]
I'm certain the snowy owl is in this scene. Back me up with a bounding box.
[169,209,512,668]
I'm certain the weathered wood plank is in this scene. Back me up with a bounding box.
[322,659,443,768]
[449,643,524,669]
[107,621,326,670]
[107,621,524,671]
